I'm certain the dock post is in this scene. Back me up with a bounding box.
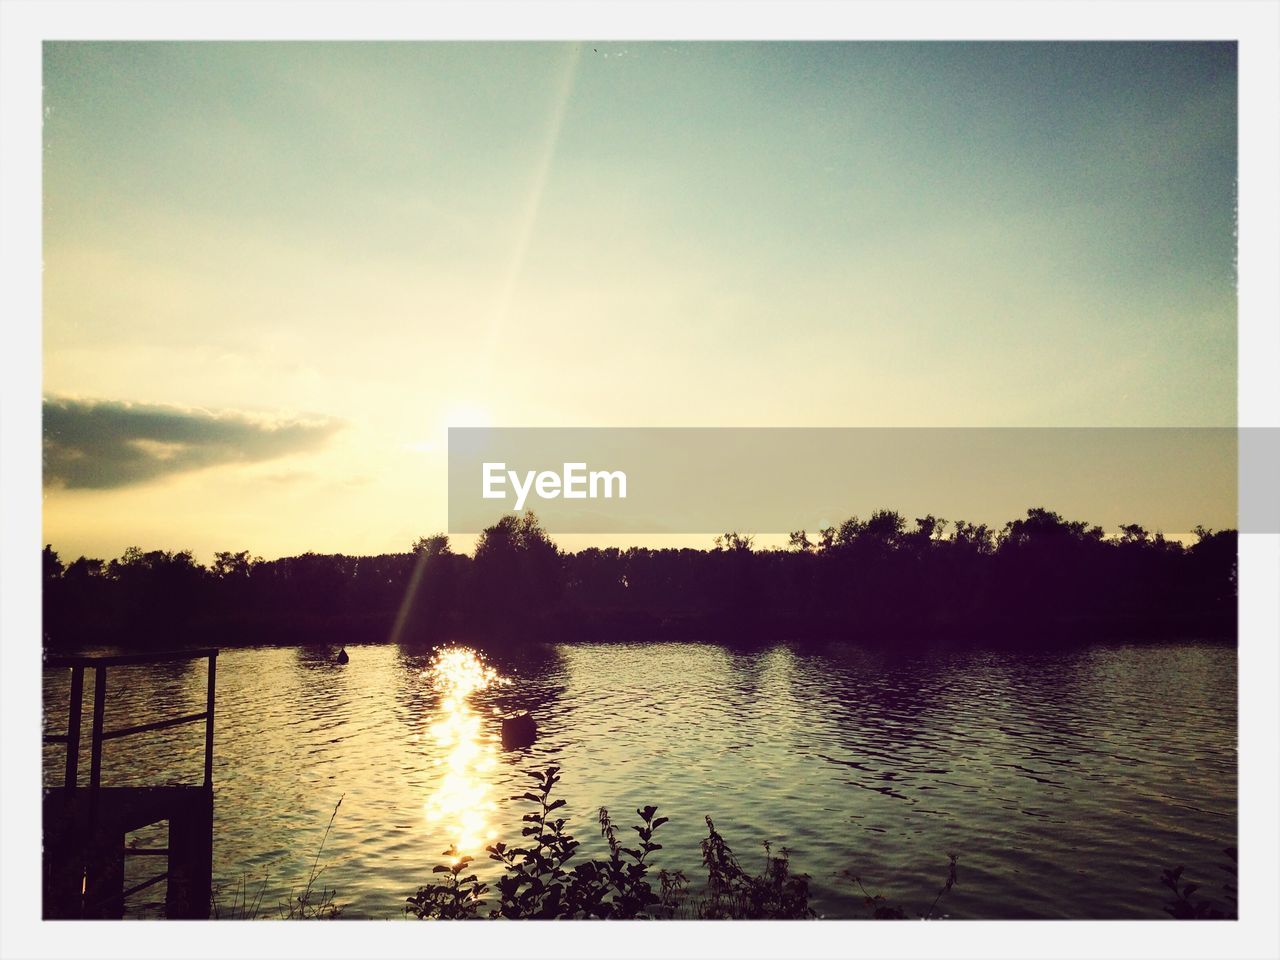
[81,816,126,919]
[64,666,83,792]
[203,653,216,787]
[166,787,214,918]
[42,649,220,919]
[41,791,86,919]
[88,667,106,789]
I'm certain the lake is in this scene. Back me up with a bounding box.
[41,640,1236,919]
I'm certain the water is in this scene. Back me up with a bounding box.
[41,640,1237,919]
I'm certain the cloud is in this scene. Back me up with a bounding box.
[43,396,343,490]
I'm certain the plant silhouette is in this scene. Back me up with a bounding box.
[405,765,969,921]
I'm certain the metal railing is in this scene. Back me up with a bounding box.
[43,648,219,792]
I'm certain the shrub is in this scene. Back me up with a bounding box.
[1160,848,1237,920]
[407,766,676,919]
[696,818,813,919]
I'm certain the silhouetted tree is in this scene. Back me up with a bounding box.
[412,534,452,559]
[471,513,563,636]
[43,544,64,581]
[40,506,1238,651]
[787,530,814,552]
[213,550,261,579]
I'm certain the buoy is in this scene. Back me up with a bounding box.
[501,711,536,749]
[336,648,349,664]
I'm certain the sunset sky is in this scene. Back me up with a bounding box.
[42,42,1237,560]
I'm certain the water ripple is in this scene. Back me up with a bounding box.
[41,640,1236,919]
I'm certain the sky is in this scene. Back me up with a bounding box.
[41,42,1238,560]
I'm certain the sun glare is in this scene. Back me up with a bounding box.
[440,404,493,431]
[422,647,506,856]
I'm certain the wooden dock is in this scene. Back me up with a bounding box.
[42,649,218,919]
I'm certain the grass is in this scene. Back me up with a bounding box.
[210,870,270,920]
[282,793,345,919]
[211,794,345,920]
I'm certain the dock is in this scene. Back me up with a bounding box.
[42,648,218,919]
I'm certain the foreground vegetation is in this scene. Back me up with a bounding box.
[211,795,345,920]
[405,765,957,920]
[43,507,1236,650]
[402,766,1236,921]
[203,767,1235,921]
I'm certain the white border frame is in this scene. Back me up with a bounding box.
[3,3,1277,959]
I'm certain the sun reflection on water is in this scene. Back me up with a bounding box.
[423,647,506,857]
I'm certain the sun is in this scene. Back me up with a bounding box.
[439,404,493,431]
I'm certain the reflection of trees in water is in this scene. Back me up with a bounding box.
[774,644,1007,815]
[717,643,774,704]
[788,638,1238,884]
[802,645,949,745]
[983,645,1238,808]
[712,644,805,749]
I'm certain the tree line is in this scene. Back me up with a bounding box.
[42,507,1237,651]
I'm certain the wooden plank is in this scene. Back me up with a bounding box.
[119,871,168,900]
[64,666,83,791]
[44,649,218,670]
[45,786,214,918]
[204,654,216,787]
[41,647,221,919]
[89,667,106,789]
[101,711,207,741]
[166,787,213,918]
[81,815,125,918]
